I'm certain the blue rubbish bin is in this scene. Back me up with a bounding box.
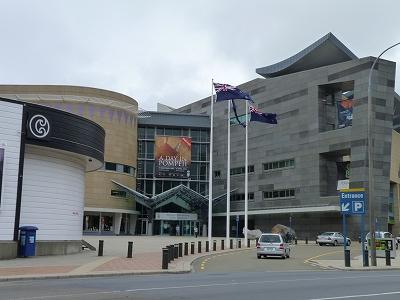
[19,226,38,257]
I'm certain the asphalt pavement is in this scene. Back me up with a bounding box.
[2,270,400,299]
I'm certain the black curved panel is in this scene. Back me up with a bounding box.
[25,104,105,162]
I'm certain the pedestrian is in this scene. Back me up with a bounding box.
[194,226,198,238]
[176,224,180,236]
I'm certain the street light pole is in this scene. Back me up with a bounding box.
[367,42,400,267]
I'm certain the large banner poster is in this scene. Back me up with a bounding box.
[155,136,192,178]
[337,90,353,128]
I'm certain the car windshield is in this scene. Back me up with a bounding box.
[320,232,335,236]
[259,235,281,243]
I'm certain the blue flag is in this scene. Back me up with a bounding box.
[213,82,252,102]
[250,106,277,124]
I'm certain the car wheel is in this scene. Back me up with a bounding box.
[257,254,261,259]
[318,243,323,246]
[286,250,290,258]
[333,240,338,246]
[282,255,286,259]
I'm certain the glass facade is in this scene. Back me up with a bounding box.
[137,126,210,197]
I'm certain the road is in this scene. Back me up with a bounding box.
[1,270,400,299]
[193,243,361,272]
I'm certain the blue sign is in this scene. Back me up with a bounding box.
[340,189,365,215]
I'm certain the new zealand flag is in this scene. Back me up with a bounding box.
[250,106,277,124]
[213,83,253,102]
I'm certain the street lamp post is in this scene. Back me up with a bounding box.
[367,42,400,267]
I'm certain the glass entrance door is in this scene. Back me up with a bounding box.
[139,218,148,235]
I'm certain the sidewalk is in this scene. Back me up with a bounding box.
[312,254,400,271]
[0,236,250,281]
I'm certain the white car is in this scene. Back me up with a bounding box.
[256,233,290,259]
[317,232,351,246]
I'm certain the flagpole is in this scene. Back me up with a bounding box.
[208,80,214,248]
[244,100,248,245]
[226,100,231,241]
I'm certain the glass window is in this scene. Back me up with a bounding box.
[248,165,254,173]
[191,129,200,142]
[137,161,144,177]
[137,180,144,193]
[290,189,295,197]
[192,144,200,161]
[190,163,199,180]
[138,127,146,139]
[156,127,164,135]
[279,190,286,197]
[199,144,207,161]
[172,128,181,136]
[165,128,173,136]
[116,164,124,173]
[163,181,172,192]
[145,161,154,178]
[145,180,153,195]
[214,170,221,178]
[146,141,154,159]
[138,141,145,158]
[200,163,207,180]
[145,127,155,139]
[190,181,198,192]
[273,191,279,198]
[201,130,210,142]
[111,190,127,197]
[105,162,117,171]
[182,129,189,137]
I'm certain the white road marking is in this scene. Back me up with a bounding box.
[12,273,400,300]
[309,290,400,299]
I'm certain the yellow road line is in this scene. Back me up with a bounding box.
[304,250,342,264]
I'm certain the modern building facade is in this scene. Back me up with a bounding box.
[176,33,399,239]
[0,86,139,236]
[0,97,105,259]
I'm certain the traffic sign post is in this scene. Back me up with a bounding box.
[339,188,366,267]
[236,215,239,239]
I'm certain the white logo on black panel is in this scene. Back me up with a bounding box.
[29,115,50,138]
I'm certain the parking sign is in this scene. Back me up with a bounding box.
[339,189,365,215]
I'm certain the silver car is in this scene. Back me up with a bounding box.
[317,232,351,246]
[256,233,290,259]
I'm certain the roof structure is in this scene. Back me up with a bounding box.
[256,32,357,78]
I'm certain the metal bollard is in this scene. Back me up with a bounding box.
[247,239,250,248]
[386,249,391,266]
[191,242,195,254]
[206,241,209,252]
[213,240,217,251]
[169,245,174,261]
[221,239,225,250]
[363,249,369,267]
[98,240,104,257]
[198,241,202,253]
[238,239,241,248]
[295,239,298,245]
[345,249,351,267]
[305,237,308,244]
[174,244,179,259]
[162,248,169,270]
[230,239,233,249]
[127,241,133,258]
[178,243,183,257]
[184,242,188,256]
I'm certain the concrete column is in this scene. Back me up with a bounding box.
[129,214,137,235]
[202,224,207,237]
[148,222,153,235]
[114,213,122,235]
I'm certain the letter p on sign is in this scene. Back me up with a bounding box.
[353,201,364,213]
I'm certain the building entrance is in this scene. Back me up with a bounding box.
[159,220,200,236]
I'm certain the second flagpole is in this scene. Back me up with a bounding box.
[226,100,231,241]
[208,80,214,248]
[244,100,249,245]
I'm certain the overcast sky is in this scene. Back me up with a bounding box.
[1,0,399,110]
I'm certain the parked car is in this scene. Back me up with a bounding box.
[256,233,290,259]
[316,232,351,246]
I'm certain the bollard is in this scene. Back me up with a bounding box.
[221,239,225,250]
[198,241,202,253]
[386,249,391,266]
[247,239,250,248]
[127,241,133,258]
[363,249,369,267]
[206,241,209,252]
[162,248,169,270]
[174,244,179,259]
[169,245,174,262]
[230,239,233,249]
[345,249,351,267]
[98,240,104,257]
[178,243,183,257]
[184,242,188,256]
[213,240,217,251]
[191,242,195,254]
[305,237,308,244]
[295,239,298,245]
[238,239,241,248]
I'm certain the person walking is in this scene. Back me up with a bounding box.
[194,226,198,238]
[176,224,180,236]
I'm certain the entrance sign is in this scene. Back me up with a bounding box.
[155,212,198,221]
[339,188,365,215]
[155,136,192,178]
